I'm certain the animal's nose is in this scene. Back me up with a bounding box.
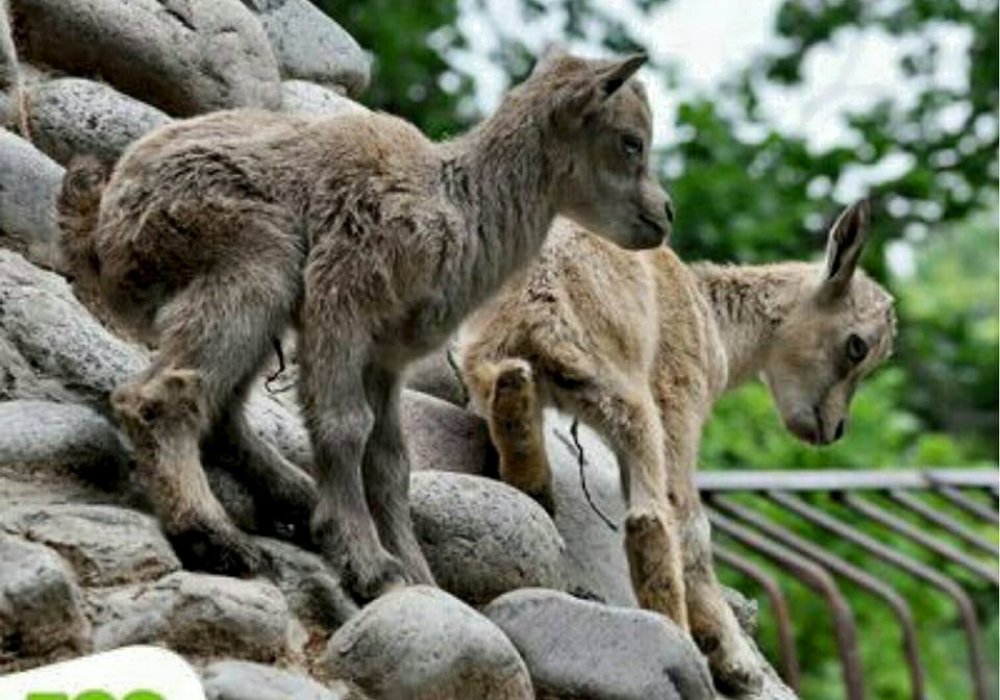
[833,420,845,441]
[664,198,675,223]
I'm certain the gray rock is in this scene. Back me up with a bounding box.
[0,504,179,586]
[0,534,89,663]
[203,660,359,700]
[411,471,564,605]
[321,586,532,700]
[241,0,369,97]
[544,411,637,605]
[10,0,281,116]
[257,537,358,632]
[403,390,496,475]
[0,131,64,269]
[0,400,129,489]
[406,344,467,407]
[280,80,367,117]
[484,588,715,700]
[91,571,292,661]
[26,78,171,165]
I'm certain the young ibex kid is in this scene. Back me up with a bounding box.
[459,201,896,691]
[57,50,673,602]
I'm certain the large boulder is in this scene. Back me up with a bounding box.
[281,80,367,117]
[0,504,180,586]
[403,390,496,475]
[0,534,90,667]
[484,588,715,700]
[543,411,637,605]
[321,586,533,700]
[25,78,170,165]
[90,571,293,662]
[0,131,63,269]
[9,0,281,116]
[203,660,361,700]
[240,0,369,97]
[0,400,128,488]
[257,537,359,632]
[410,471,565,605]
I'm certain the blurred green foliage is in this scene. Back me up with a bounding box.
[322,1,997,697]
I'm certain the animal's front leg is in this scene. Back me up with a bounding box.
[362,363,436,585]
[573,385,688,628]
[300,328,406,602]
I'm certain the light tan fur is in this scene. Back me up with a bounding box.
[57,50,674,601]
[459,201,895,692]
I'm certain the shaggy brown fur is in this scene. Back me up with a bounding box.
[459,201,896,692]
[57,50,673,601]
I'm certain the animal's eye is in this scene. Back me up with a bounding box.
[622,134,643,158]
[846,333,868,364]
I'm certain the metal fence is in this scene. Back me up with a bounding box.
[697,468,999,700]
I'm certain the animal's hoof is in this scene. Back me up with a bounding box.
[495,360,532,392]
[700,633,764,695]
[346,551,409,603]
[169,521,264,577]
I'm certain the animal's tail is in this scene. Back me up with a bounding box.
[57,155,109,300]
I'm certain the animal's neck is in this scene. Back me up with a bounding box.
[445,97,558,301]
[692,262,816,392]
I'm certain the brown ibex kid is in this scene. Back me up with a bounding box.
[57,50,673,602]
[459,201,896,691]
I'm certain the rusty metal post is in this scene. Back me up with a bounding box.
[839,492,999,586]
[932,485,1000,525]
[768,491,991,700]
[712,495,926,700]
[714,544,801,692]
[707,507,865,700]
[887,489,999,557]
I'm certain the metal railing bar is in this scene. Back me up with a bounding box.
[714,544,802,693]
[697,468,998,493]
[886,489,999,557]
[707,507,865,700]
[767,491,991,700]
[838,493,1000,586]
[711,495,926,700]
[932,485,1000,525]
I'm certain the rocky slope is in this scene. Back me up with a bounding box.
[0,1,795,698]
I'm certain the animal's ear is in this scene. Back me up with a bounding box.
[594,53,647,100]
[816,199,871,304]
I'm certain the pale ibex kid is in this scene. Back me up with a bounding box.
[459,201,896,691]
[58,50,674,601]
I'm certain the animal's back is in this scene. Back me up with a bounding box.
[81,108,434,337]
[461,218,720,407]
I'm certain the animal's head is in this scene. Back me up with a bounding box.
[522,49,672,250]
[761,200,897,446]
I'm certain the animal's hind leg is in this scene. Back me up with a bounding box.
[362,364,435,585]
[679,493,762,693]
[204,384,318,545]
[472,358,553,514]
[113,262,296,575]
